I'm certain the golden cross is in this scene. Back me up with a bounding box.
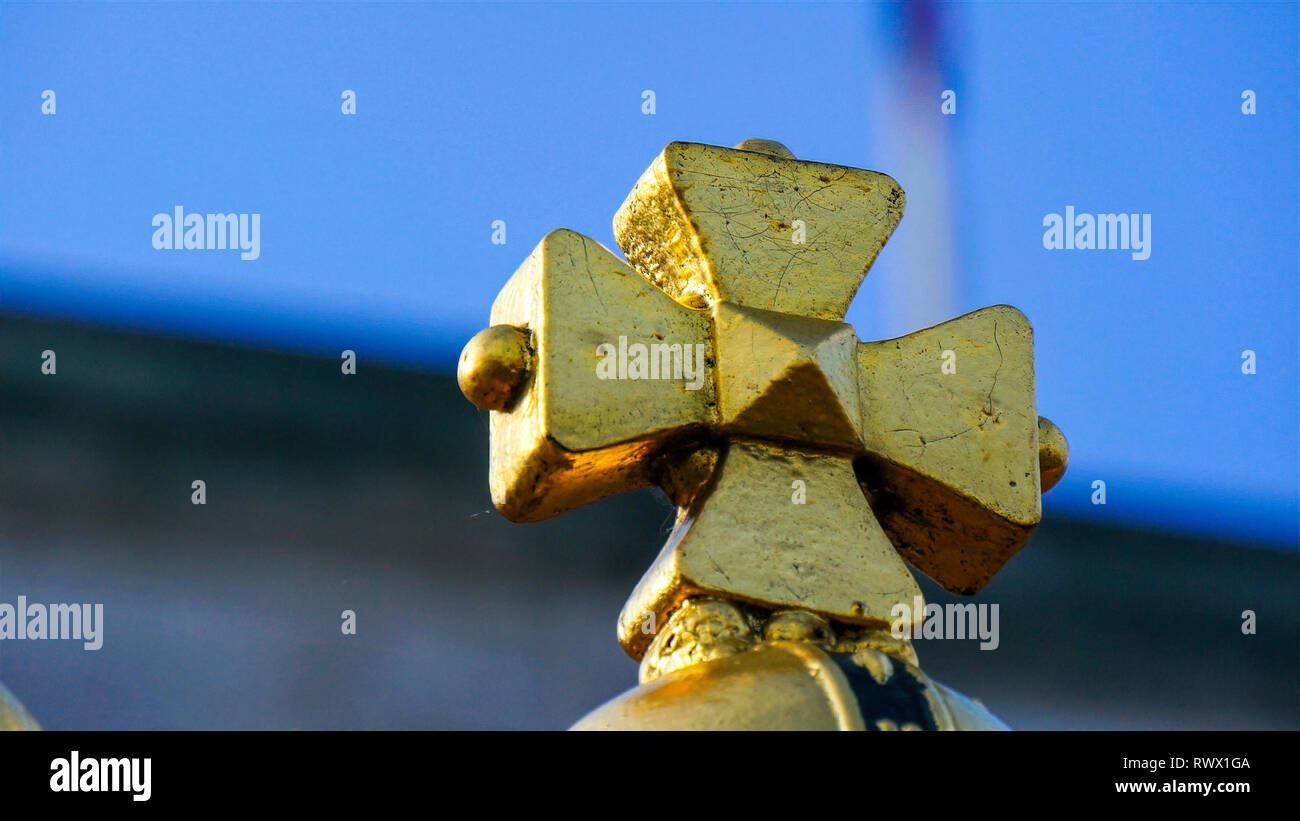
[459,139,1067,661]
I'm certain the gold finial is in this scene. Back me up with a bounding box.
[461,140,1066,729]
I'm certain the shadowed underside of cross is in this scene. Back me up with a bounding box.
[459,139,1068,661]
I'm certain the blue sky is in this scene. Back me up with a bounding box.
[1,1,1296,547]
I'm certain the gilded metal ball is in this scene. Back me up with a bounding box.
[458,324,531,411]
[734,138,796,159]
[1037,416,1069,492]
